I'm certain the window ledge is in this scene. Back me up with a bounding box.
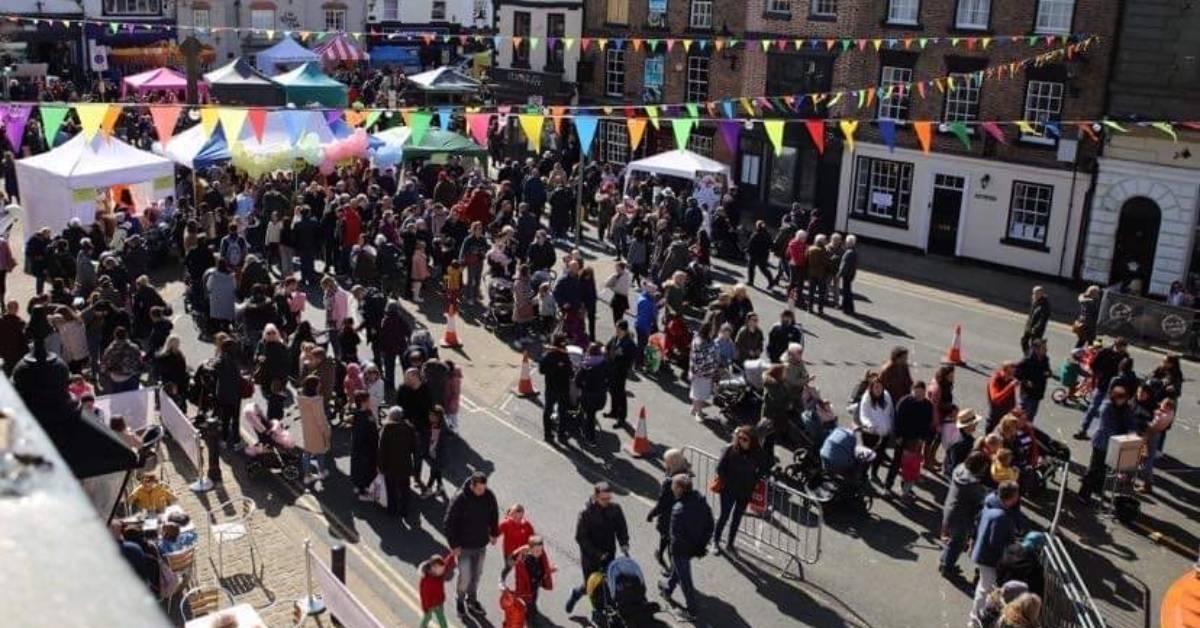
[1031,29,1070,37]
[950,25,991,34]
[999,237,1051,253]
[881,20,923,30]
[850,213,909,229]
[808,13,837,22]
[762,11,792,20]
[602,21,630,28]
[1018,135,1058,148]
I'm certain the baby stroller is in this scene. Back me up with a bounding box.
[588,557,663,628]
[242,405,303,482]
[484,277,515,332]
[714,359,766,426]
[810,427,875,512]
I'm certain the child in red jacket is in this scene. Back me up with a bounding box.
[418,551,457,628]
[497,503,535,569]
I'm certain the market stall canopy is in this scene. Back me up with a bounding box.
[623,149,732,181]
[153,124,230,170]
[255,35,319,74]
[274,61,349,108]
[14,134,174,232]
[120,67,205,99]
[314,32,369,64]
[406,66,482,95]
[205,57,285,106]
[372,127,487,163]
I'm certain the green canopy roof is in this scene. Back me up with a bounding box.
[273,61,348,107]
[390,128,488,161]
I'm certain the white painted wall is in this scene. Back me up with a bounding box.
[495,3,581,83]
[835,143,1090,278]
[368,0,491,27]
[174,0,367,64]
[8,0,82,14]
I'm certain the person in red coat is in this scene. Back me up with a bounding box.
[501,538,554,627]
[987,361,1020,432]
[457,186,493,226]
[497,504,535,568]
[419,551,458,627]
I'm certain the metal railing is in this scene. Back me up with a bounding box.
[682,445,822,579]
[1042,534,1107,628]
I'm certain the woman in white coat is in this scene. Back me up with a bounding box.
[856,375,894,483]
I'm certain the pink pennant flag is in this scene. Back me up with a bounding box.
[247,108,268,142]
[466,112,492,147]
[148,105,181,146]
[981,121,1008,144]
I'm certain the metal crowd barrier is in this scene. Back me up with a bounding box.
[1041,534,1107,628]
[682,445,822,579]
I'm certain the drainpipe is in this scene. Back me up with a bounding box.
[1072,0,1128,281]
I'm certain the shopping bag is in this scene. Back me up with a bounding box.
[369,473,388,509]
[643,344,662,373]
[748,479,768,516]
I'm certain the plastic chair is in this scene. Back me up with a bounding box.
[206,497,259,578]
[179,585,236,621]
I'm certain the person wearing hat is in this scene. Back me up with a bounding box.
[944,409,980,477]
[996,532,1047,597]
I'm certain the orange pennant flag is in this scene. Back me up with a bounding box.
[914,121,933,153]
[632,38,643,52]
[714,39,726,52]
[627,118,648,152]
[549,106,567,134]
[148,105,181,146]
[345,109,366,126]
[100,105,122,136]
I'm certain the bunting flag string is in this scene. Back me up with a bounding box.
[0,13,1090,55]
[3,105,33,154]
[38,105,69,148]
[148,105,181,146]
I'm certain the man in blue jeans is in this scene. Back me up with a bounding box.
[659,474,714,621]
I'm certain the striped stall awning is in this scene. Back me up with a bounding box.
[314,33,369,63]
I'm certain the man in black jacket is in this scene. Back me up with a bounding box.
[443,472,500,618]
[766,309,804,363]
[1076,338,1129,438]
[659,474,713,621]
[746,221,774,289]
[291,207,320,284]
[566,482,630,615]
[540,334,573,442]
[1015,338,1052,422]
[605,321,638,427]
[1020,286,1051,355]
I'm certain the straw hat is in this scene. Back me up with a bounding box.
[956,409,980,429]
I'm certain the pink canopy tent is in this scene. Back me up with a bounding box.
[120,67,208,100]
[314,33,369,64]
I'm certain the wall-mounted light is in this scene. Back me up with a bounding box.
[980,174,991,189]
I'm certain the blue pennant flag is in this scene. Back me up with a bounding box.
[574,115,599,156]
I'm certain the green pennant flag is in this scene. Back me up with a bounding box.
[918,38,928,49]
[1151,122,1177,142]
[685,103,699,119]
[856,90,865,110]
[1028,36,1038,46]
[408,111,433,145]
[646,39,659,52]
[1101,120,1129,133]
[364,110,383,130]
[530,37,540,50]
[671,118,696,151]
[645,105,660,130]
[109,22,119,34]
[948,121,972,149]
[39,105,69,147]
[841,39,852,51]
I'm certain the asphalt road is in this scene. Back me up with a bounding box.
[149,235,1198,628]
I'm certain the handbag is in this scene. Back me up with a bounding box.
[708,476,723,494]
[369,473,389,509]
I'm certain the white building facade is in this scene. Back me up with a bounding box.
[494,0,582,86]
[835,142,1090,279]
[367,0,491,28]
[175,0,367,66]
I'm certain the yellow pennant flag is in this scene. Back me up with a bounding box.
[100,105,123,137]
[200,108,220,137]
[627,118,648,152]
[839,120,859,153]
[75,103,109,141]
[1017,120,1040,136]
[763,120,785,156]
[216,107,248,140]
[518,114,545,153]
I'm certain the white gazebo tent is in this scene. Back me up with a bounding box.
[14,134,175,232]
[623,149,731,185]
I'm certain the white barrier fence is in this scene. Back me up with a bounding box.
[302,542,387,628]
[158,391,201,472]
[94,388,156,430]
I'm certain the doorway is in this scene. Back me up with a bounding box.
[1110,197,1162,290]
[927,174,965,256]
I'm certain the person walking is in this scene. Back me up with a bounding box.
[878,346,914,408]
[605,320,638,428]
[575,342,610,446]
[712,426,767,555]
[886,380,934,492]
[647,448,691,568]
[1020,286,1051,355]
[1074,285,1101,348]
[604,260,633,324]
[970,481,1024,622]
[1075,338,1128,439]
[539,334,573,442]
[350,390,379,500]
[378,407,418,520]
[444,472,500,618]
[1015,338,1051,422]
[689,322,720,422]
[1077,386,1137,504]
[565,482,630,615]
[298,375,333,486]
[939,451,989,578]
[855,375,894,482]
[657,474,714,622]
[838,235,858,315]
[745,221,774,289]
[805,234,830,315]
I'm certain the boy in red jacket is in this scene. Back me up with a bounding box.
[418,551,457,628]
[497,503,535,568]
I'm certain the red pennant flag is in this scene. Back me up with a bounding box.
[247,108,268,142]
[148,105,181,146]
[981,121,1008,144]
[805,120,825,155]
[966,38,976,51]
[917,82,927,99]
[580,38,591,51]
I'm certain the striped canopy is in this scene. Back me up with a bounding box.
[314,33,369,63]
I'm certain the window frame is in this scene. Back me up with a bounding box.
[600,120,630,165]
[642,55,665,103]
[686,55,710,103]
[766,0,792,14]
[1034,0,1074,35]
[605,48,626,98]
[942,71,982,126]
[1005,180,1054,248]
[954,0,990,30]
[1021,79,1064,146]
[689,0,713,29]
[545,13,566,72]
[851,156,914,226]
[886,0,919,26]
[606,0,630,25]
[877,64,913,122]
[431,0,447,20]
[512,11,532,68]
[192,8,211,29]
[688,132,715,157]
[103,0,163,16]
[250,8,275,31]
[810,0,837,18]
[324,8,346,31]
[382,0,399,21]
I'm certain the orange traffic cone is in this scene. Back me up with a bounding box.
[512,352,538,397]
[945,325,965,365]
[627,406,653,457]
[441,308,462,348]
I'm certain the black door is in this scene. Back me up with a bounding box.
[928,176,965,256]
[1111,197,1162,292]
